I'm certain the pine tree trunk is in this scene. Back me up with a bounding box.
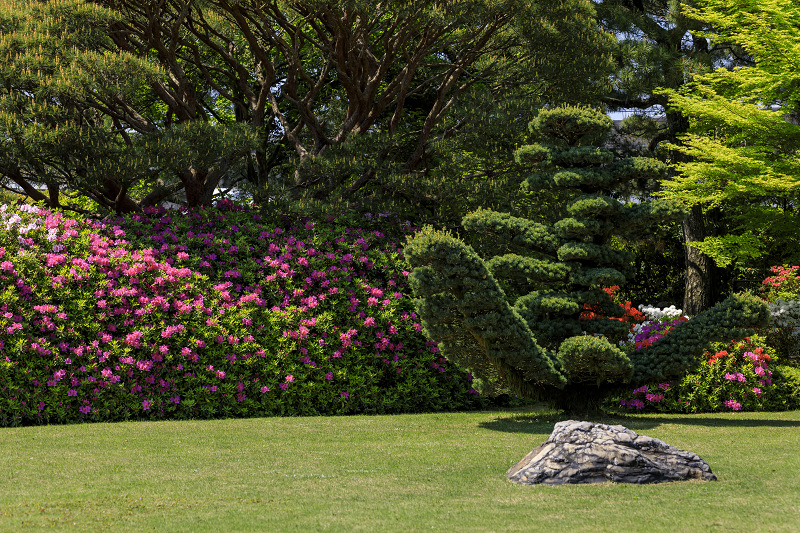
[682,204,714,315]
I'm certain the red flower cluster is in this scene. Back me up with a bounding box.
[580,286,645,325]
[760,265,800,301]
[705,337,770,365]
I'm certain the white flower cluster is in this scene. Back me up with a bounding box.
[2,204,41,231]
[768,300,800,329]
[617,304,688,346]
[637,304,683,322]
[1,204,58,248]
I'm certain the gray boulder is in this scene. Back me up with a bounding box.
[507,420,717,485]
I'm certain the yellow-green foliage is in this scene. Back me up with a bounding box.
[658,0,800,267]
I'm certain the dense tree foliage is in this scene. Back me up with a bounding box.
[0,0,260,213]
[0,0,615,218]
[594,0,752,313]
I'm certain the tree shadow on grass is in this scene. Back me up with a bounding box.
[477,409,800,435]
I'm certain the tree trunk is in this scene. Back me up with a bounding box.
[682,204,714,315]
[182,167,219,208]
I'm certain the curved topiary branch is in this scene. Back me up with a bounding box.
[631,292,771,383]
[405,226,567,392]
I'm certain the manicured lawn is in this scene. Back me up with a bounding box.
[1,409,799,532]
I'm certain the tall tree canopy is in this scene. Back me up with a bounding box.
[0,0,615,217]
[658,0,800,269]
[0,0,259,214]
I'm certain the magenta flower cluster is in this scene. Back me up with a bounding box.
[0,202,476,425]
[619,383,670,409]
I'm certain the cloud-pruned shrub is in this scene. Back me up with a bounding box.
[404,105,768,412]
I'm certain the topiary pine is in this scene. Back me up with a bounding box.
[404,105,768,413]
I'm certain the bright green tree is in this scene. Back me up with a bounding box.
[404,106,765,413]
[658,0,800,270]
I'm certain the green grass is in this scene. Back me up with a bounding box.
[1,409,799,532]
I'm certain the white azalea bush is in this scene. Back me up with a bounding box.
[768,300,800,328]
[767,300,800,362]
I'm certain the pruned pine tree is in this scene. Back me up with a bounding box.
[405,106,767,413]
[2,0,613,215]
[0,0,258,214]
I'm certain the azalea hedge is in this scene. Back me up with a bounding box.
[0,201,478,426]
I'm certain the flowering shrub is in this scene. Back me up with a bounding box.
[619,335,778,412]
[765,300,800,362]
[760,265,800,302]
[0,202,477,426]
[637,303,684,322]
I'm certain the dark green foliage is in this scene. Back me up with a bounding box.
[557,335,632,385]
[630,293,772,383]
[405,227,566,395]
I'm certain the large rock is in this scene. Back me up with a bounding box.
[507,420,717,485]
